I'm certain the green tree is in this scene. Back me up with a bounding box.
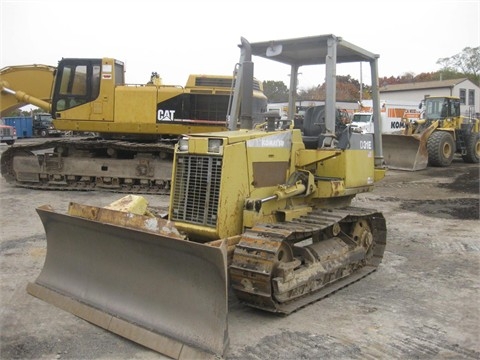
[4,106,45,117]
[262,80,289,102]
[4,109,30,117]
[437,46,480,85]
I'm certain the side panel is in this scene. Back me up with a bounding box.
[216,142,250,238]
[246,131,294,195]
[316,133,375,188]
[114,85,159,123]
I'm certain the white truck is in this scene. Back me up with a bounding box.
[351,100,421,134]
[0,119,17,145]
[266,103,289,120]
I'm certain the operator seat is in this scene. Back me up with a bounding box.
[301,105,351,150]
[302,106,326,149]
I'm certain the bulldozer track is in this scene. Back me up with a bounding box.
[230,207,386,314]
[1,138,176,194]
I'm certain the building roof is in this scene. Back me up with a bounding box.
[380,78,471,92]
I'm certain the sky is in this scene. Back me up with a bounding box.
[1,0,479,91]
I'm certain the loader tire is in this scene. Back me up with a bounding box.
[427,131,454,167]
[462,132,480,163]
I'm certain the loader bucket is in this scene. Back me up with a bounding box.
[27,204,228,359]
[382,133,428,171]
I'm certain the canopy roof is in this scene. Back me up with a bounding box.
[248,34,379,66]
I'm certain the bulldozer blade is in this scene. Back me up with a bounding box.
[27,204,228,359]
[382,133,428,171]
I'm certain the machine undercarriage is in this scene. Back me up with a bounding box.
[1,138,176,193]
[231,207,386,313]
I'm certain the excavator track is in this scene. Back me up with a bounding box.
[230,207,386,314]
[1,138,176,194]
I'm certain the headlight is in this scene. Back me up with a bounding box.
[208,139,223,153]
[178,138,189,152]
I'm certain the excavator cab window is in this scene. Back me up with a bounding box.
[52,59,102,114]
[114,61,124,85]
[425,97,460,120]
[450,98,461,117]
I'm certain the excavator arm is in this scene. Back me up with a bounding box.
[0,64,55,116]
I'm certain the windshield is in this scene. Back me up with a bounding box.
[53,59,102,113]
[425,97,460,120]
[425,98,445,120]
[38,114,53,121]
[352,114,371,123]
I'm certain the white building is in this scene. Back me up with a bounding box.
[379,78,479,117]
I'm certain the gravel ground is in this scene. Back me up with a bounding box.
[0,140,479,360]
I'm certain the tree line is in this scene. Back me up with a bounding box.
[263,46,479,103]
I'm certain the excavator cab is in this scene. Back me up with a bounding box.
[52,59,109,113]
[51,58,123,124]
[423,96,460,120]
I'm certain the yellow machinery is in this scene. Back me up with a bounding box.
[27,35,387,359]
[0,64,56,116]
[0,60,267,192]
[382,96,479,170]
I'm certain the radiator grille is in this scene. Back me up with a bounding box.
[0,127,14,136]
[195,77,233,88]
[194,77,262,91]
[171,155,222,227]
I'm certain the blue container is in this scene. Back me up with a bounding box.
[4,117,33,138]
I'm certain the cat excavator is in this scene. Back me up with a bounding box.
[0,60,267,192]
[27,35,387,359]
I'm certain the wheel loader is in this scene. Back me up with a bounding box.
[27,35,387,359]
[382,96,479,170]
[0,62,267,192]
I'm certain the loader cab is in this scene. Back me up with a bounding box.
[424,97,460,120]
[52,58,123,116]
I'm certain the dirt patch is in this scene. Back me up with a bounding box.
[437,166,480,194]
[0,152,479,359]
[399,198,479,220]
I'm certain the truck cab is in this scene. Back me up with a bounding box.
[351,112,374,133]
[33,113,62,137]
[0,119,17,145]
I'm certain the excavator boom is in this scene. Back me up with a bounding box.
[0,64,55,116]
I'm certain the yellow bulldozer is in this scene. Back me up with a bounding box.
[382,96,479,170]
[26,35,387,359]
[0,61,267,192]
